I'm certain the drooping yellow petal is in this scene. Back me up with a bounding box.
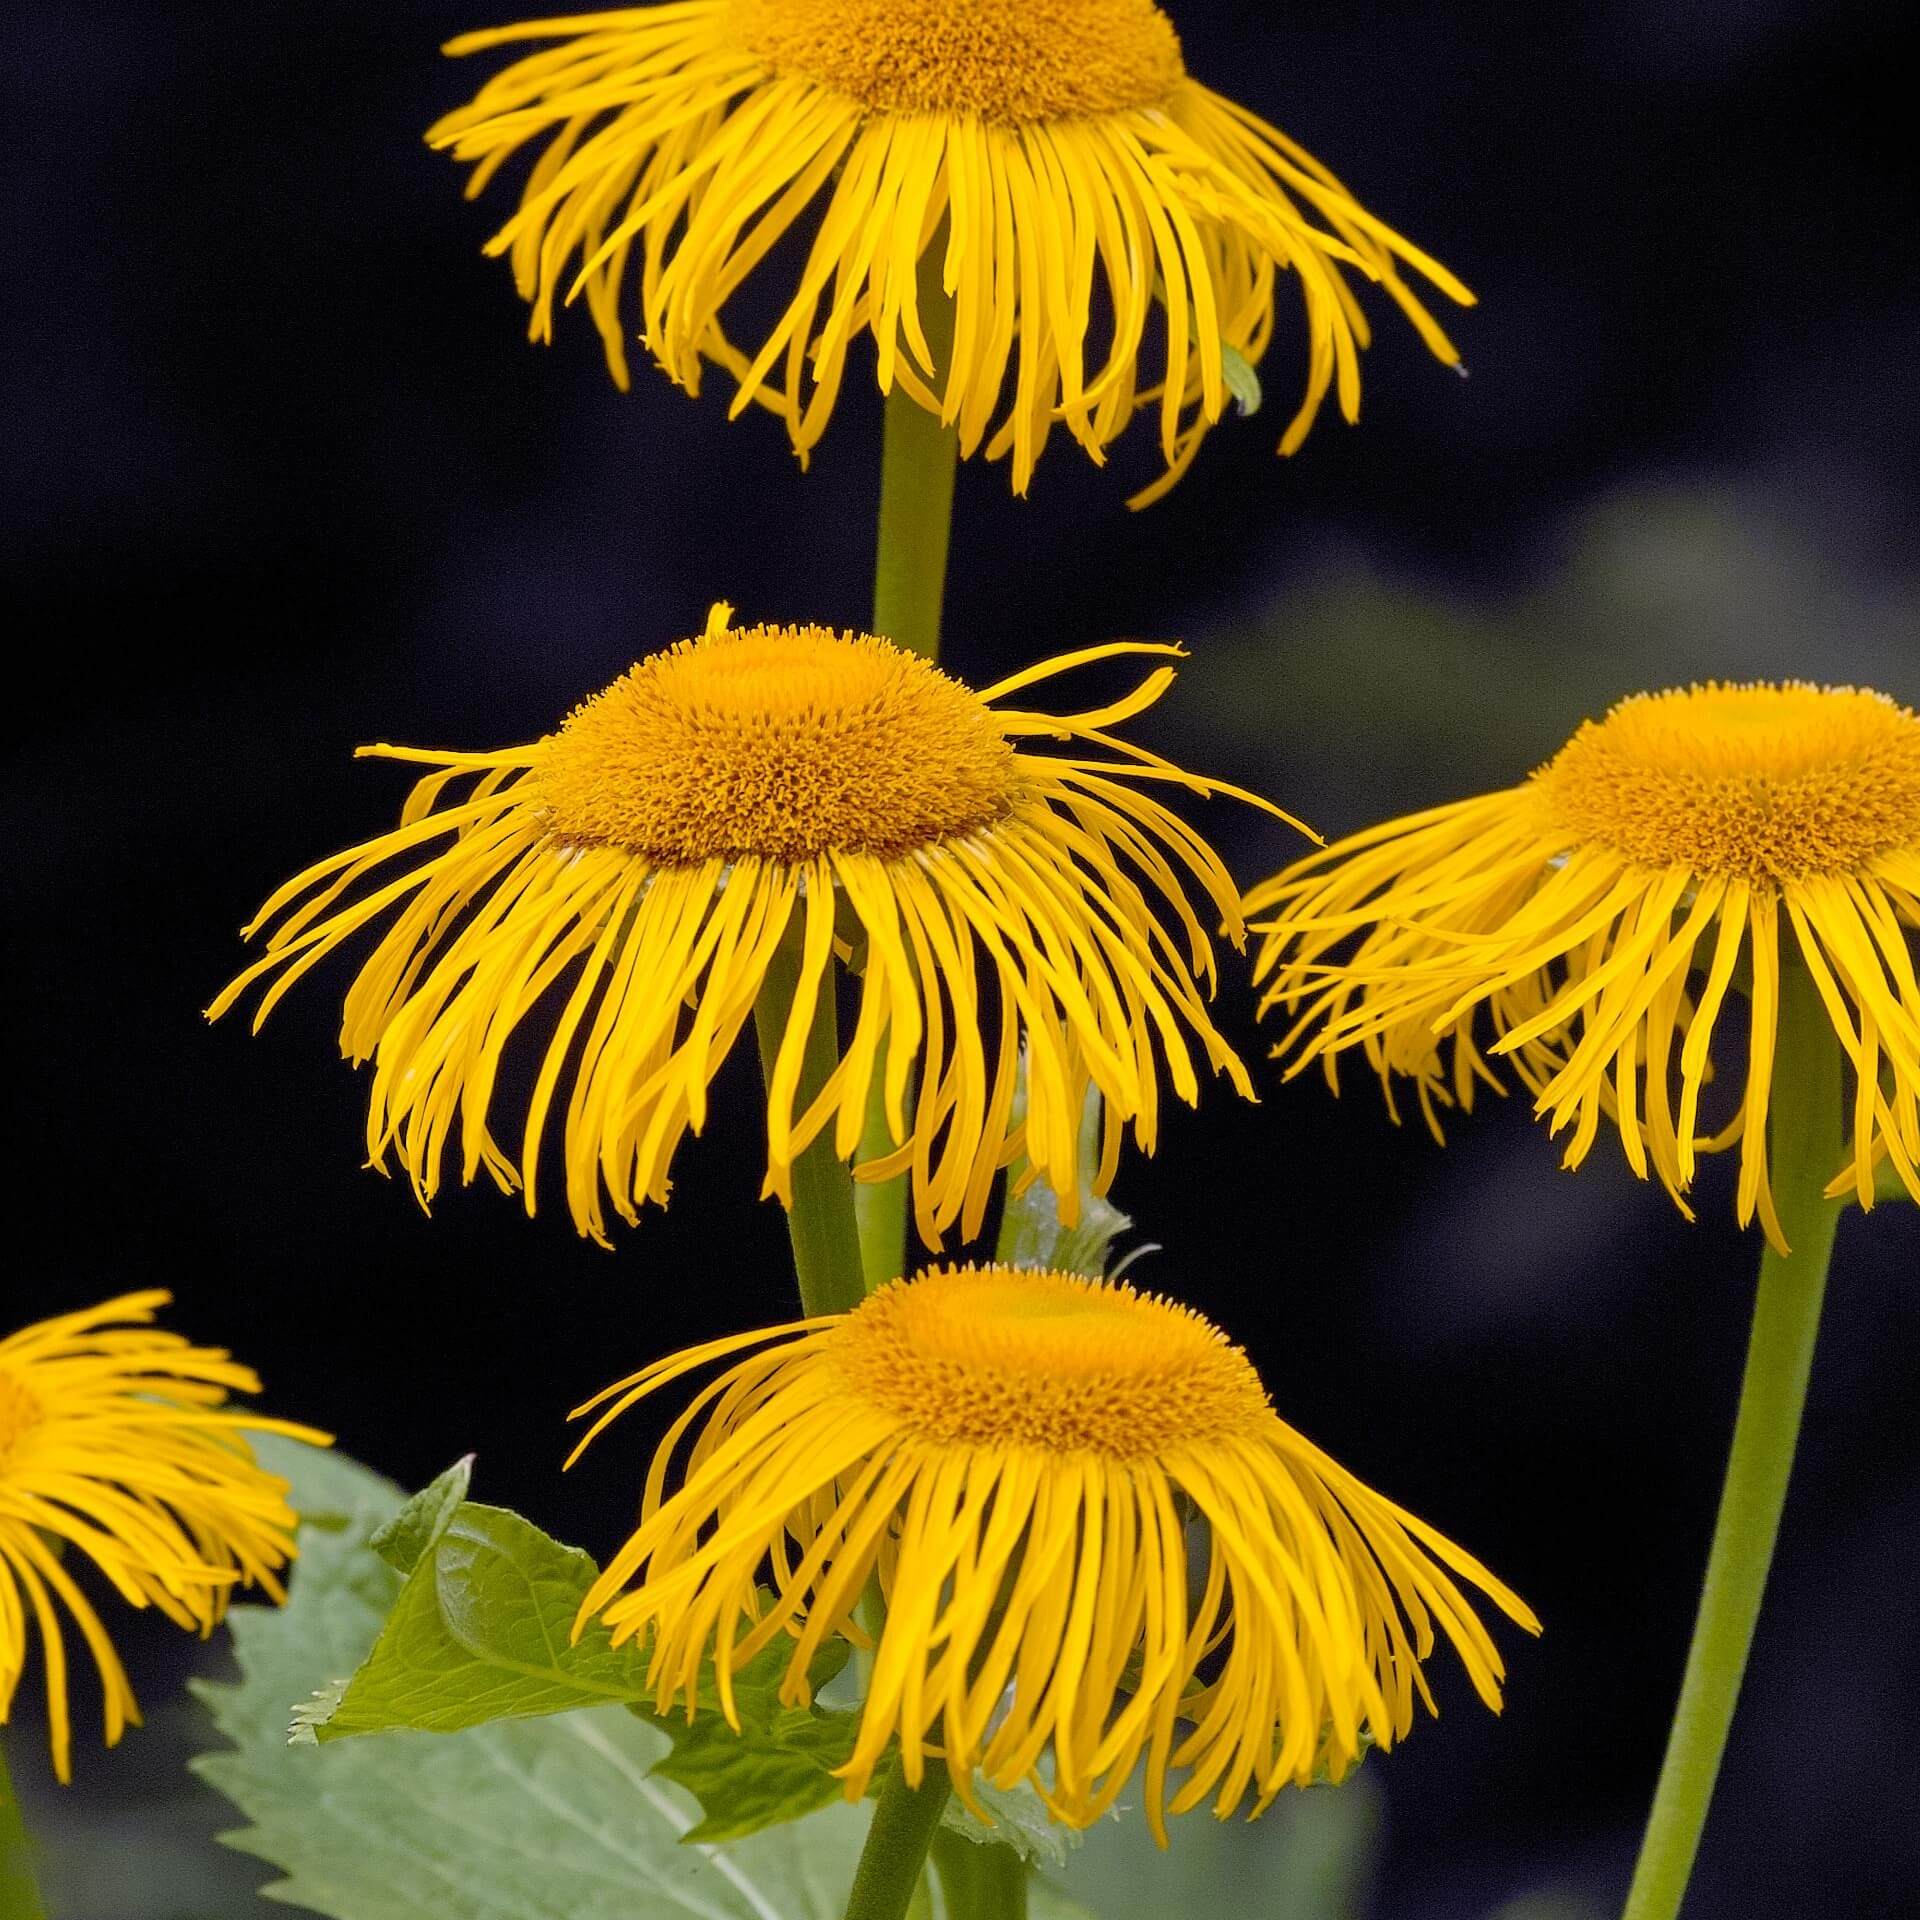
[1249,682,1920,1249]
[570,1264,1537,1838]
[429,1,1473,501]
[215,607,1304,1248]
[0,1294,328,1782]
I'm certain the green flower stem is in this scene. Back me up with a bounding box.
[0,1736,47,1920]
[931,1827,1031,1920]
[752,933,868,1320]
[871,240,960,666]
[843,1767,953,1920]
[855,242,960,1294]
[1621,954,1844,1920]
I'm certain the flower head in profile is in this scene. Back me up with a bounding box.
[0,1292,328,1781]
[1248,683,1920,1248]
[572,1263,1535,1838]
[213,604,1301,1249]
[429,0,1471,503]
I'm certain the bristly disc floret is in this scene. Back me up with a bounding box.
[538,620,1016,862]
[827,1263,1271,1453]
[1532,683,1920,884]
[728,0,1186,121]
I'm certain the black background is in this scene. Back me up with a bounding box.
[5,3,1918,1916]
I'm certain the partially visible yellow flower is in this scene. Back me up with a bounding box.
[429,0,1471,503]
[1248,683,1920,1249]
[0,1292,329,1782]
[571,1263,1537,1839]
[212,604,1301,1250]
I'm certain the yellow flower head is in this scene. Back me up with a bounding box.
[0,1292,328,1782]
[1248,682,1920,1248]
[570,1262,1537,1840]
[212,604,1301,1249]
[428,0,1472,503]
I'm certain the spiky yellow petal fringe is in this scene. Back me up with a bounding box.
[1248,683,1920,1249]
[570,1264,1537,1840]
[428,0,1472,503]
[0,1293,329,1781]
[212,604,1305,1249]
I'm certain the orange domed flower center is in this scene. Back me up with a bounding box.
[1531,683,1920,885]
[537,621,1019,865]
[829,1265,1271,1455]
[726,0,1186,122]
[0,1367,44,1468]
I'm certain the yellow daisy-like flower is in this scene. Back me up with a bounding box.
[571,1263,1536,1840]
[1248,682,1920,1249]
[212,604,1299,1249]
[0,1292,328,1782]
[429,0,1471,503]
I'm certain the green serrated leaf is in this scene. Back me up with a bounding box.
[939,1775,1079,1868]
[1221,342,1262,418]
[305,1499,659,1741]
[192,1443,872,1920]
[286,1463,859,1850]
[651,1695,860,1844]
[367,1456,472,1574]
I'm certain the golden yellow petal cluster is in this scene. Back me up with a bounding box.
[213,604,1303,1249]
[0,1293,328,1781]
[570,1263,1537,1840]
[1249,683,1920,1247]
[429,0,1471,501]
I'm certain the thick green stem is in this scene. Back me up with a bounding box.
[0,1737,47,1920]
[752,934,868,1319]
[1620,956,1844,1920]
[855,243,961,1294]
[931,1828,1030,1920]
[843,1767,952,1920]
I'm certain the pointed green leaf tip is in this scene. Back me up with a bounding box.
[366,1454,472,1573]
[1221,342,1263,418]
[295,1478,669,1742]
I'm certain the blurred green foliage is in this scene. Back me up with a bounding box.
[1191,485,1919,832]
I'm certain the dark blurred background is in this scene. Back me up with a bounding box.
[4,2,1917,1916]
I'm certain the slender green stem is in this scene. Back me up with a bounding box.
[752,932,868,1319]
[843,1767,952,1920]
[855,242,961,1294]
[0,1736,47,1920]
[870,249,959,665]
[1621,955,1844,1920]
[930,1827,1030,1920]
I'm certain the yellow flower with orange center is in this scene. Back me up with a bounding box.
[1247,683,1920,1247]
[212,604,1303,1248]
[0,1293,328,1782]
[429,0,1471,502]
[571,1263,1538,1840]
